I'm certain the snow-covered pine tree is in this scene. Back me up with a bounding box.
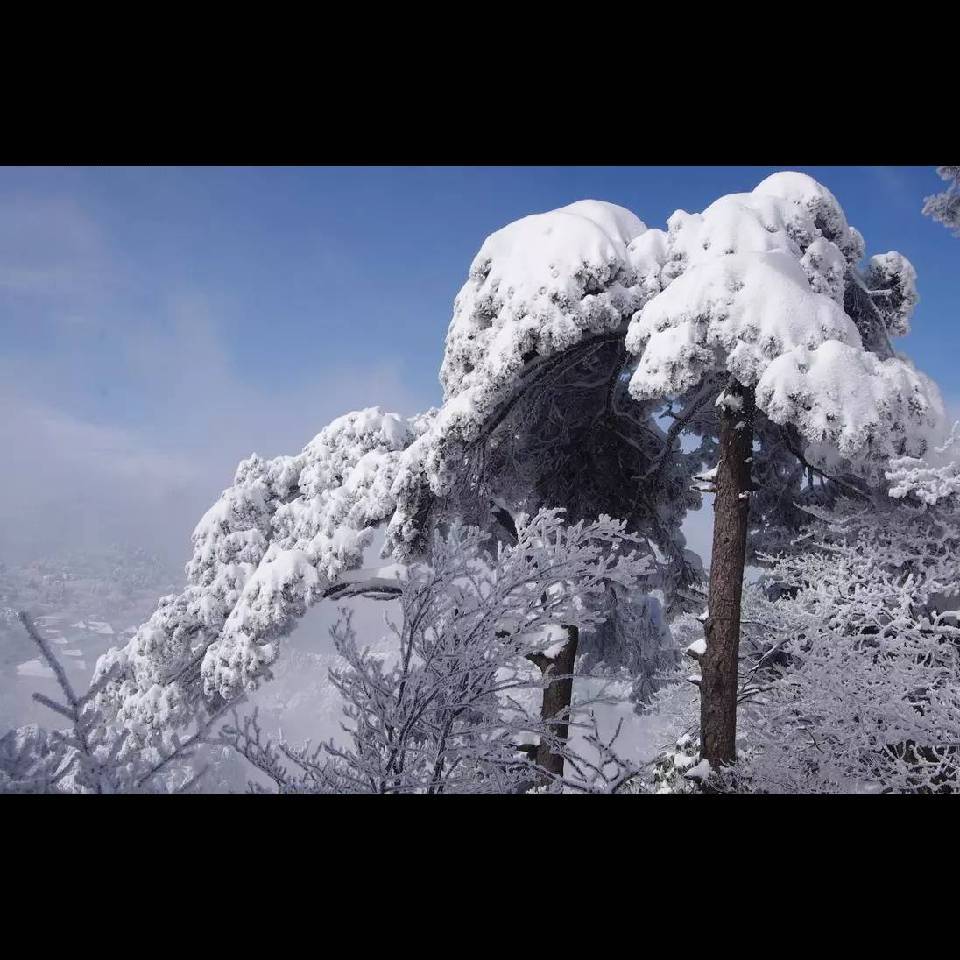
[85,202,706,773]
[625,172,947,764]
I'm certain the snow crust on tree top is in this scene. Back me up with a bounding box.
[627,251,860,396]
[388,201,661,555]
[625,172,942,472]
[441,200,648,406]
[752,171,865,264]
[757,341,943,466]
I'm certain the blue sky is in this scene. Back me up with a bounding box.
[2,165,957,563]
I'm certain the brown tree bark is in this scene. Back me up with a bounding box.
[534,625,578,778]
[700,380,755,765]
[520,625,579,787]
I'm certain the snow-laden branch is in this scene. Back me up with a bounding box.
[625,172,946,481]
[90,407,421,740]
[923,165,960,237]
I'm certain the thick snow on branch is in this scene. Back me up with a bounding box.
[387,201,678,555]
[92,407,420,732]
[757,341,943,468]
[862,252,918,338]
[440,200,649,411]
[922,165,960,237]
[625,171,944,475]
[887,423,960,504]
[628,251,860,396]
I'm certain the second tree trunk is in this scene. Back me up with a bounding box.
[701,381,754,765]
[524,624,579,785]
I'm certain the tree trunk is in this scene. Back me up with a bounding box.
[521,625,579,788]
[535,625,578,779]
[700,381,754,765]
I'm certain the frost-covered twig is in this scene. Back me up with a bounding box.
[225,510,659,794]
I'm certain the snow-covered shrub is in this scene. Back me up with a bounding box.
[887,423,960,506]
[636,495,960,794]
[650,734,705,794]
[224,510,657,794]
[702,500,960,793]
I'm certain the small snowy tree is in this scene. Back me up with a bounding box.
[922,166,960,237]
[223,510,655,793]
